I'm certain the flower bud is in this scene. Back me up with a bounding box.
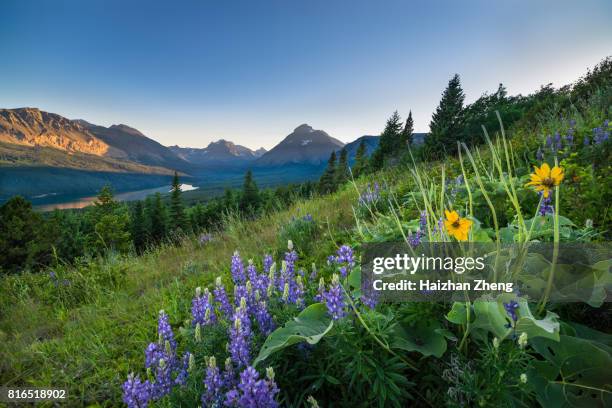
[216,276,223,286]
[266,367,275,381]
[282,282,290,302]
[208,356,217,369]
[246,281,252,295]
[195,287,202,297]
[518,332,528,349]
[520,373,527,383]
[159,358,166,369]
[288,240,294,250]
[195,323,202,342]
[493,337,499,349]
[165,340,172,355]
[240,297,247,309]
[188,353,196,372]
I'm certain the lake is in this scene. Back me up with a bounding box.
[33,184,199,211]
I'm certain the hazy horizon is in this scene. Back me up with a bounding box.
[1,0,611,150]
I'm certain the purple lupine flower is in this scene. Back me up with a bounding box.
[192,287,217,326]
[228,298,252,367]
[584,135,590,146]
[539,192,554,216]
[223,358,237,390]
[553,131,562,151]
[231,251,246,284]
[314,277,325,302]
[253,301,275,335]
[150,358,173,400]
[202,356,224,407]
[158,310,176,350]
[360,293,378,309]
[263,255,273,274]
[569,119,576,128]
[277,247,300,304]
[303,214,313,222]
[545,134,552,149]
[408,229,421,248]
[335,245,355,278]
[503,300,519,324]
[419,210,428,231]
[247,260,258,284]
[309,263,317,281]
[214,277,233,319]
[327,255,336,265]
[174,352,191,386]
[145,342,165,369]
[199,233,213,245]
[358,182,381,206]
[565,131,574,147]
[323,274,346,320]
[122,373,152,408]
[234,366,279,408]
[536,147,544,161]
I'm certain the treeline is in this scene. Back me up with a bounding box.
[0,171,315,274]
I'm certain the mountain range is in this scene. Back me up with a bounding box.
[0,107,397,201]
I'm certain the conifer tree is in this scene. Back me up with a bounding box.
[352,139,367,178]
[169,172,186,232]
[425,74,465,158]
[148,192,167,243]
[370,111,403,170]
[336,148,349,185]
[93,185,117,217]
[401,110,414,146]
[240,170,260,216]
[131,201,147,253]
[318,151,337,194]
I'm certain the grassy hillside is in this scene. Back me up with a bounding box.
[1,60,610,407]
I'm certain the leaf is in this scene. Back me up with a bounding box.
[390,320,447,358]
[446,302,468,325]
[253,303,333,367]
[529,335,612,407]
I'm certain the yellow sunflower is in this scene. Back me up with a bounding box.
[444,210,472,241]
[525,163,564,198]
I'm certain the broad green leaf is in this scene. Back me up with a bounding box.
[390,320,447,358]
[253,303,333,367]
[446,302,468,325]
[529,335,612,407]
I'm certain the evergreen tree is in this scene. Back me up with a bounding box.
[352,139,368,178]
[169,171,186,232]
[336,148,349,184]
[131,201,147,253]
[93,185,117,217]
[147,192,168,244]
[0,196,44,274]
[318,151,337,194]
[240,170,260,216]
[401,110,414,146]
[425,74,465,158]
[87,186,131,254]
[370,111,403,170]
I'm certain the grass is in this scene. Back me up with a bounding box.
[0,181,358,405]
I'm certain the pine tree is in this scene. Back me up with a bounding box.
[169,171,187,232]
[352,139,367,177]
[240,170,260,216]
[401,110,414,146]
[148,192,167,243]
[370,111,403,170]
[318,151,337,194]
[93,185,117,217]
[336,148,349,185]
[0,196,44,273]
[425,74,465,158]
[131,201,147,253]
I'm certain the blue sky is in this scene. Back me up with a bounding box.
[1,0,611,150]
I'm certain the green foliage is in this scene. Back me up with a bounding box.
[352,139,368,178]
[336,148,349,185]
[254,303,333,367]
[425,74,465,159]
[318,151,338,194]
[401,110,414,146]
[169,171,187,232]
[370,111,404,171]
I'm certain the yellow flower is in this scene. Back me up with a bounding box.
[525,163,564,198]
[444,210,472,241]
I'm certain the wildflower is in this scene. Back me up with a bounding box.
[503,300,519,323]
[157,310,176,350]
[358,182,381,206]
[584,135,590,146]
[188,353,196,372]
[223,357,237,389]
[263,254,273,273]
[228,299,252,367]
[151,358,173,400]
[536,147,543,161]
[287,240,294,251]
[214,277,233,319]
[199,233,212,245]
[122,373,151,408]
[443,210,472,241]
[315,277,325,302]
[526,163,564,198]
[174,352,191,386]
[254,300,275,335]
[518,332,528,349]
[419,210,428,231]
[492,337,499,349]
[538,192,554,216]
[310,263,317,281]
[202,356,224,407]
[192,287,216,326]
[323,274,346,320]
[231,251,246,284]
[520,373,527,384]
[408,229,422,248]
[327,255,336,265]
[553,131,562,151]
[545,134,552,149]
[335,245,355,278]
[234,366,280,408]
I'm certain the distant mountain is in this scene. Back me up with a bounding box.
[0,108,124,158]
[169,140,266,167]
[256,124,344,166]
[338,135,379,162]
[77,121,189,171]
